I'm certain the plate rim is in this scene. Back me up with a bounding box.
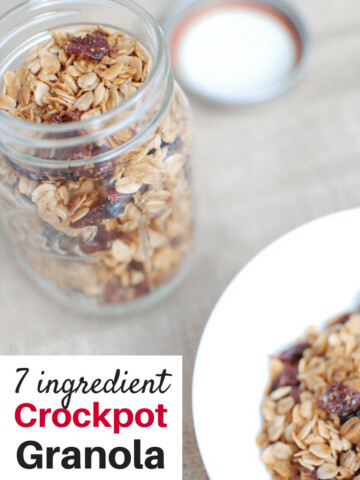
[192,207,360,478]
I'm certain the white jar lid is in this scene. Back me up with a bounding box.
[162,0,310,105]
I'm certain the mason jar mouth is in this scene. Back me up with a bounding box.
[0,0,172,159]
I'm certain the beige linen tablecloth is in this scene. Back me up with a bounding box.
[1,1,360,477]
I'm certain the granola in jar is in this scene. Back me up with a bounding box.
[0,19,195,313]
[257,311,360,480]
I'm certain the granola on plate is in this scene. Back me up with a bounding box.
[257,311,360,480]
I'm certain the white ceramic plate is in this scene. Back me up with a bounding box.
[193,209,360,479]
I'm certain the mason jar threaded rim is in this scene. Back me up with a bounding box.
[0,0,173,165]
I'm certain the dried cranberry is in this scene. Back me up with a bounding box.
[59,143,109,162]
[105,277,128,304]
[58,143,112,180]
[65,30,110,61]
[270,365,299,392]
[161,136,181,157]
[82,143,109,160]
[134,281,150,298]
[102,185,133,219]
[105,184,133,205]
[70,199,106,228]
[290,387,302,405]
[334,313,352,325]
[340,410,360,425]
[62,170,80,182]
[129,260,144,272]
[140,184,148,195]
[317,382,360,416]
[103,201,125,219]
[52,110,82,123]
[5,156,48,181]
[279,342,310,365]
[302,469,318,480]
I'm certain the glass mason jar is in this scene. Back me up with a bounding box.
[0,0,195,315]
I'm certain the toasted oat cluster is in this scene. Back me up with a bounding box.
[0,26,193,306]
[0,26,150,121]
[257,312,360,480]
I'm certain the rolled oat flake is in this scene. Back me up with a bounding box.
[162,0,310,105]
